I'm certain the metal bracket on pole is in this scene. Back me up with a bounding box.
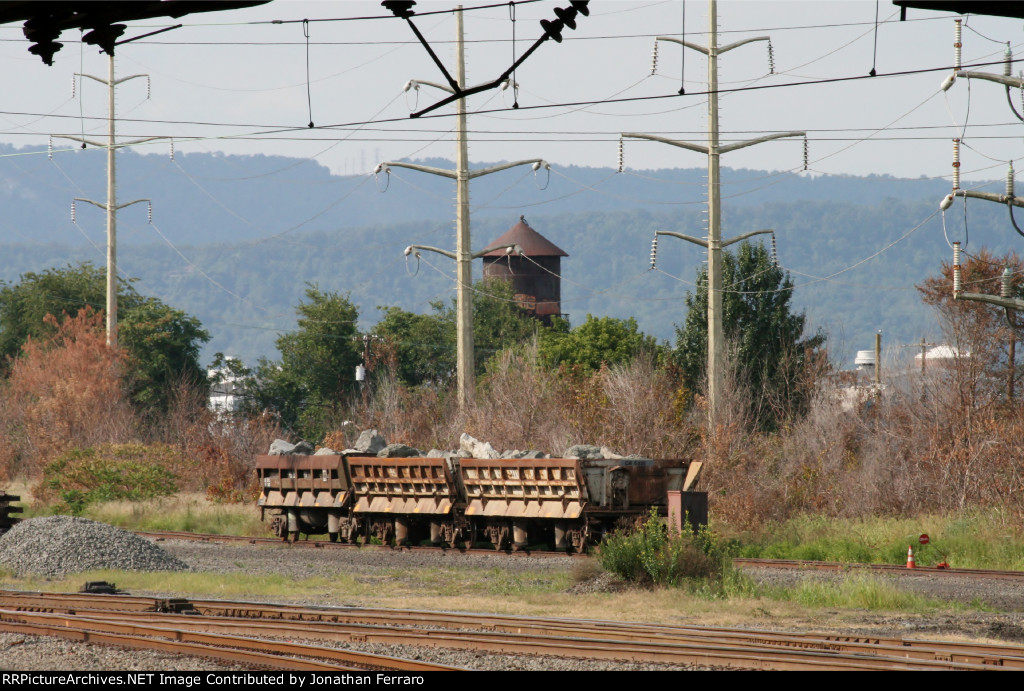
[390,3,590,118]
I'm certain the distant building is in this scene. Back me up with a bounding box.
[481,216,568,326]
[208,357,246,416]
[914,344,969,370]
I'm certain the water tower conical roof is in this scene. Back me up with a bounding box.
[482,216,568,257]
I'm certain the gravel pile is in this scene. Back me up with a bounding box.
[0,516,189,577]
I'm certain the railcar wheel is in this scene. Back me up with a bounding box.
[485,523,509,551]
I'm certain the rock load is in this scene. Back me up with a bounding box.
[266,432,642,461]
[0,516,190,577]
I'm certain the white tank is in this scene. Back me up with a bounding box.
[854,350,875,369]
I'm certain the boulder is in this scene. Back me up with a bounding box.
[459,433,500,459]
[268,439,296,456]
[565,444,604,460]
[292,440,315,455]
[377,443,421,458]
[354,429,386,455]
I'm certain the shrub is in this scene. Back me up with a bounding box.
[597,509,726,587]
[0,308,137,479]
[35,443,182,514]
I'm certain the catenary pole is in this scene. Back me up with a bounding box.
[58,53,161,348]
[625,0,803,432]
[379,6,547,409]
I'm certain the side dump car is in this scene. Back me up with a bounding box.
[256,453,706,551]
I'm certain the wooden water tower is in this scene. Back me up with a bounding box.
[482,216,567,325]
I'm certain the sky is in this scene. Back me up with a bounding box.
[1,0,1024,183]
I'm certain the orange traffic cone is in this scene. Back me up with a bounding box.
[906,545,916,569]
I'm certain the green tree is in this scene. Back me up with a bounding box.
[470,280,540,370]
[120,298,209,412]
[372,306,454,386]
[0,262,210,413]
[0,263,132,367]
[673,241,825,430]
[254,285,361,437]
[371,279,538,387]
[539,314,662,372]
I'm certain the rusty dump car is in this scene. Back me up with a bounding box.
[256,453,706,552]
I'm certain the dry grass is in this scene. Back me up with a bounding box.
[81,492,268,536]
[0,564,971,635]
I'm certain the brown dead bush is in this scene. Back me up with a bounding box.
[0,308,137,478]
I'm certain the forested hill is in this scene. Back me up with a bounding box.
[0,143,951,245]
[0,143,1017,367]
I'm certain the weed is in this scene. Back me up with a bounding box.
[597,509,728,587]
[36,444,182,514]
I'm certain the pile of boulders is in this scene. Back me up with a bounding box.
[267,430,647,461]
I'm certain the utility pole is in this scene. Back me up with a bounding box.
[624,0,803,430]
[377,6,548,409]
[59,53,162,348]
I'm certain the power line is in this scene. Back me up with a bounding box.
[2,55,1020,140]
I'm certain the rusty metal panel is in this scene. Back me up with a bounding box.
[459,458,585,519]
[579,458,698,506]
[668,491,709,530]
[347,457,457,515]
[255,454,350,510]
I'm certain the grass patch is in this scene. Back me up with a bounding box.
[728,510,1024,571]
[80,493,269,537]
[762,573,977,613]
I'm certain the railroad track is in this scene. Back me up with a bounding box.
[2,589,1022,671]
[0,592,461,672]
[138,530,1024,579]
[734,558,1024,581]
[135,529,582,557]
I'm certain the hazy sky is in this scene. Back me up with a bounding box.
[2,1,1023,182]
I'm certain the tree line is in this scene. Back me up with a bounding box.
[4,242,1023,526]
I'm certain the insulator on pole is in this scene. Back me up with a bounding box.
[767,40,775,75]
[1007,161,1015,199]
[650,235,658,270]
[650,40,659,75]
[48,136,53,160]
[1020,72,1024,115]
[147,203,153,224]
[169,139,174,160]
[770,233,779,267]
[1005,44,1013,77]
[70,201,76,224]
[803,136,809,171]
[954,18,962,71]
[953,242,962,295]
[71,75,76,99]
[952,138,961,191]
[617,137,624,173]
[146,77,151,100]
[1002,266,1013,298]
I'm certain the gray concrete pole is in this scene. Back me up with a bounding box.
[706,0,722,428]
[454,6,474,409]
[61,61,156,351]
[875,331,882,387]
[106,53,117,348]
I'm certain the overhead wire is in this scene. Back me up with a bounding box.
[3,55,1022,143]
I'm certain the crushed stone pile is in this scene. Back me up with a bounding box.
[0,515,190,577]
